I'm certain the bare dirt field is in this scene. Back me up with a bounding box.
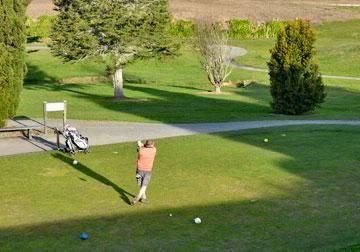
[169,0,360,23]
[26,0,57,19]
[27,0,360,22]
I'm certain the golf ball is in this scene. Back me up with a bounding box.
[81,232,88,240]
[194,217,201,224]
[263,138,269,143]
[169,213,172,217]
[73,160,78,165]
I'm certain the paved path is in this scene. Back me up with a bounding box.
[26,45,50,51]
[1,118,359,157]
[5,45,357,157]
[328,4,360,7]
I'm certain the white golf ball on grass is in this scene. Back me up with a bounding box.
[194,217,201,224]
[73,160,78,165]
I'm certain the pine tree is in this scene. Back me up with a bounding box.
[51,0,179,98]
[268,20,326,115]
[0,0,27,127]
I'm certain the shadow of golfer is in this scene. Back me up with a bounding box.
[52,152,134,204]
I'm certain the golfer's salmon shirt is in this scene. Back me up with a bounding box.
[137,147,157,171]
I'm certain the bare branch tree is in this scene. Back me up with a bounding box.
[196,23,232,93]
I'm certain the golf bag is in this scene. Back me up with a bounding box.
[63,125,90,154]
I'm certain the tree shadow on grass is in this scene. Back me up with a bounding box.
[23,64,273,123]
[0,192,359,251]
[9,59,360,250]
[23,62,360,123]
[25,63,58,85]
[1,127,360,250]
[52,152,135,204]
[169,85,208,91]
[230,81,360,120]
[212,125,360,183]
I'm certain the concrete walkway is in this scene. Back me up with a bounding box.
[5,46,357,157]
[26,45,50,50]
[1,118,359,157]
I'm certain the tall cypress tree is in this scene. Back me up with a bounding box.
[0,0,27,127]
[51,0,179,98]
[268,20,326,115]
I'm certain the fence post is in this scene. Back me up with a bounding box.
[56,128,60,150]
[63,100,67,131]
[43,101,47,134]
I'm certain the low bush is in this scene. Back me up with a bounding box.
[25,16,286,41]
[227,19,255,39]
[169,19,195,37]
[227,19,287,39]
[26,15,56,42]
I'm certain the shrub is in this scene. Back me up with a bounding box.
[254,21,287,39]
[169,19,195,37]
[227,19,254,39]
[0,1,27,127]
[227,19,287,39]
[264,20,288,38]
[26,15,55,41]
[268,20,326,115]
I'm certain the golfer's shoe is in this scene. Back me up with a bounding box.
[140,198,150,204]
[130,200,138,206]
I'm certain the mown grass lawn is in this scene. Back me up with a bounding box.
[234,19,360,78]
[18,47,360,123]
[1,125,359,251]
[19,19,360,123]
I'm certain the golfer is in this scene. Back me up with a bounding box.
[131,140,157,206]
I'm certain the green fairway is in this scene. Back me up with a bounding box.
[19,19,360,123]
[19,48,360,123]
[1,125,360,250]
[235,19,360,77]
[20,19,360,123]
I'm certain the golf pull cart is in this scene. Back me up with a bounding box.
[54,125,90,154]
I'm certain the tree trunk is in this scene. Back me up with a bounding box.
[215,85,221,93]
[113,68,124,98]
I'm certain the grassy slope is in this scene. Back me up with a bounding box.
[1,125,360,250]
[235,19,360,77]
[19,47,360,122]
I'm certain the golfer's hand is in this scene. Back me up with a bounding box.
[137,140,143,148]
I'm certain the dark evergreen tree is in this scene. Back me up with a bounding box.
[51,0,179,98]
[268,20,326,115]
[0,0,27,127]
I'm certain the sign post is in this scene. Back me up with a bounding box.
[43,100,67,134]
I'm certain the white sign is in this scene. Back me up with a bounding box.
[46,102,65,112]
[43,100,67,133]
